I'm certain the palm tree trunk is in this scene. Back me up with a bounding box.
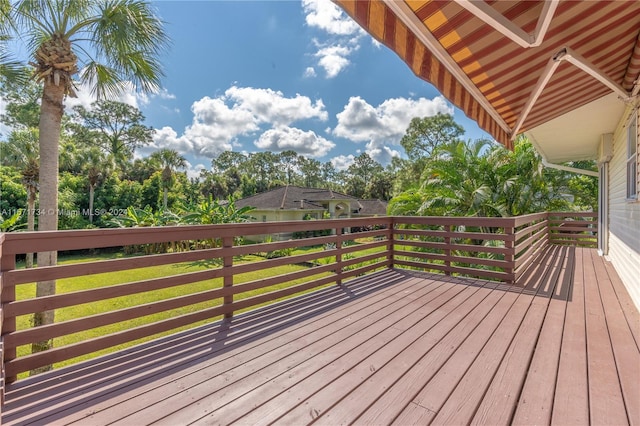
[89,185,95,224]
[31,80,65,375]
[26,185,36,269]
[163,186,168,210]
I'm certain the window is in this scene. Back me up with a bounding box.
[627,112,638,200]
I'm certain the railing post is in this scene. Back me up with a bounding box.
[387,218,395,269]
[505,225,515,284]
[545,212,551,247]
[222,236,234,319]
[1,247,16,401]
[335,226,343,286]
[444,225,452,276]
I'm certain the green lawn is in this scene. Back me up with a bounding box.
[13,237,388,374]
[14,250,331,371]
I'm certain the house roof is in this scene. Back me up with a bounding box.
[355,199,388,216]
[335,0,640,162]
[235,185,359,211]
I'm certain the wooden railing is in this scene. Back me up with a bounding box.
[392,216,518,282]
[548,211,598,247]
[0,212,596,390]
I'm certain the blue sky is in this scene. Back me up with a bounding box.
[4,0,490,177]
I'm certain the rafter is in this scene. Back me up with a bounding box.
[454,0,558,48]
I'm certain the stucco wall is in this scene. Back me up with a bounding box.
[608,106,640,310]
[245,209,323,242]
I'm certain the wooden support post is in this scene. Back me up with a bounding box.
[335,227,343,286]
[222,236,234,319]
[505,226,515,284]
[444,225,452,276]
[1,251,16,391]
[387,221,395,269]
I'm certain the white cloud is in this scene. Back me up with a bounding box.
[302,0,362,36]
[144,86,330,162]
[302,1,365,79]
[333,95,453,164]
[334,95,453,142]
[304,67,317,78]
[330,154,355,171]
[315,44,355,78]
[225,86,327,125]
[365,142,401,165]
[255,126,335,157]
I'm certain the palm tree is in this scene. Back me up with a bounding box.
[150,148,187,210]
[1,128,39,268]
[3,0,168,368]
[420,139,501,218]
[77,147,110,225]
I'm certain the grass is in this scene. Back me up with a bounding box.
[14,250,331,372]
[12,236,389,375]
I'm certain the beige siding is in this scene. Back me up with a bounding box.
[608,107,640,310]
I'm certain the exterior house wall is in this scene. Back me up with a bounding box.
[249,209,323,223]
[608,106,640,310]
[245,209,324,242]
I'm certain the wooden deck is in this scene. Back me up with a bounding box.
[2,246,639,425]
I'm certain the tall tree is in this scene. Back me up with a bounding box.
[77,147,109,224]
[3,0,168,369]
[0,68,41,129]
[400,113,465,160]
[320,161,337,189]
[0,128,39,267]
[211,151,247,173]
[279,150,300,185]
[396,113,465,194]
[345,153,383,198]
[298,156,322,188]
[71,100,153,171]
[247,152,280,192]
[150,148,187,210]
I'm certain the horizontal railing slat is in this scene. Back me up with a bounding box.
[393,259,511,281]
[4,267,226,318]
[393,250,509,269]
[393,229,513,242]
[514,219,548,240]
[3,247,224,287]
[395,240,511,255]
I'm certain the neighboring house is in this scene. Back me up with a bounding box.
[335,0,640,309]
[353,199,389,217]
[235,185,387,240]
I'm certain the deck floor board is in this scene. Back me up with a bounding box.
[2,247,638,426]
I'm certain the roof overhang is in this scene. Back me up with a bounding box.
[335,0,640,161]
[526,93,625,162]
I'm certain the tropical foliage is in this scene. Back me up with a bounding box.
[390,129,595,218]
